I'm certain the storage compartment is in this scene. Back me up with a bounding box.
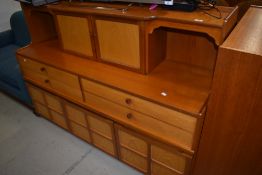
[45,93,63,113]
[35,102,51,120]
[50,110,68,130]
[70,121,91,142]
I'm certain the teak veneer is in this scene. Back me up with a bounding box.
[17,2,262,175]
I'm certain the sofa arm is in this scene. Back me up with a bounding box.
[0,30,14,48]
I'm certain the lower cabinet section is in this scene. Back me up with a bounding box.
[27,83,193,175]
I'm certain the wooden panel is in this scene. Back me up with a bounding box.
[193,7,262,175]
[65,103,87,127]
[151,145,186,173]
[45,93,63,113]
[91,132,115,156]
[82,78,197,133]
[22,69,50,87]
[166,30,217,71]
[87,113,113,138]
[27,85,45,104]
[96,19,140,69]
[50,110,68,130]
[84,92,194,150]
[118,129,147,156]
[70,122,91,142]
[57,15,93,57]
[46,66,81,89]
[18,56,47,75]
[35,102,51,120]
[151,161,181,175]
[120,147,148,173]
[50,79,83,100]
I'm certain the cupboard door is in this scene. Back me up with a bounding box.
[95,19,141,69]
[50,110,68,130]
[151,144,188,175]
[57,15,94,57]
[70,122,91,142]
[35,102,51,120]
[27,85,45,104]
[120,147,148,173]
[92,132,115,156]
[45,93,63,113]
[65,103,87,127]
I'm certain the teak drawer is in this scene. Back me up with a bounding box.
[83,91,194,150]
[18,56,83,100]
[81,79,197,134]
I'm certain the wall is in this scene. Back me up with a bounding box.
[0,0,21,32]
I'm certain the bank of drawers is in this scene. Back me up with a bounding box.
[81,78,198,151]
[116,125,191,175]
[18,56,83,101]
[27,84,69,130]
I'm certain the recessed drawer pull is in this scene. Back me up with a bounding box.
[126,113,133,119]
[125,98,132,105]
[44,79,50,83]
[40,67,46,72]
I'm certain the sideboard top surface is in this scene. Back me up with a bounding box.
[222,6,262,56]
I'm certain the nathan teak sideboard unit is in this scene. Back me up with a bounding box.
[16,1,262,175]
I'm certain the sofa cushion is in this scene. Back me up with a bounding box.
[0,44,20,88]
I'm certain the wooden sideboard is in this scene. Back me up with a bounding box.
[16,1,262,175]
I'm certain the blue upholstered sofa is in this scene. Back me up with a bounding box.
[0,11,32,105]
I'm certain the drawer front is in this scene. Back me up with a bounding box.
[91,132,115,156]
[65,103,87,127]
[151,161,181,175]
[50,79,83,100]
[151,145,187,174]
[118,129,147,156]
[27,85,45,104]
[23,69,50,87]
[81,79,197,134]
[50,110,68,130]
[120,147,148,173]
[45,93,63,113]
[70,122,91,142]
[47,66,80,89]
[18,56,47,75]
[84,92,194,150]
[35,102,50,120]
[87,113,113,139]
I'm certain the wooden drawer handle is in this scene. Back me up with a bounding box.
[126,113,133,119]
[40,67,46,72]
[44,79,50,83]
[125,98,132,105]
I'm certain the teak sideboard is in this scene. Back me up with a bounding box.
[16,1,262,175]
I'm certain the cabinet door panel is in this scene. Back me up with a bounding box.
[45,93,63,113]
[92,132,115,156]
[151,161,181,175]
[95,19,140,69]
[87,113,113,138]
[57,15,93,57]
[65,103,87,127]
[50,110,68,130]
[70,122,91,142]
[151,145,186,173]
[118,129,147,156]
[27,85,45,104]
[120,147,148,173]
[35,102,51,120]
